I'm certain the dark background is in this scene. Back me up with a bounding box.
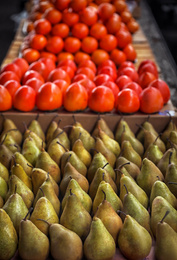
[0,0,177,68]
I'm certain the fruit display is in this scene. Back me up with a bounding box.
[0,113,177,260]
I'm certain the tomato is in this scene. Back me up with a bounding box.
[34,18,52,35]
[139,86,164,114]
[1,63,22,81]
[91,49,109,66]
[46,36,64,54]
[81,36,98,54]
[88,85,115,113]
[53,79,69,101]
[113,0,127,13]
[123,43,137,62]
[22,70,45,85]
[98,59,117,73]
[71,23,89,39]
[97,66,117,81]
[72,73,88,82]
[122,81,142,97]
[13,57,29,77]
[47,68,71,84]
[138,60,157,74]
[22,48,40,64]
[105,13,121,34]
[117,66,139,82]
[69,0,87,12]
[94,74,114,86]
[102,81,119,99]
[149,79,170,104]
[57,65,75,79]
[118,61,136,71]
[110,49,126,66]
[120,10,132,24]
[79,6,98,26]
[89,23,107,40]
[54,0,70,11]
[38,57,56,77]
[25,78,44,93]
[36,82,63,111]
[0,85,12,111]
[40,51,57,63]
[38,1,54,13]
[29,60,48,81]
[64,37,81,53]
[127,18,140,33]
[99,34,117,52]
[62,9,79,27]
[138,62,158,78]
[116,28,132,49]
[57,59,77,73]
[0,71,20,85]
[43,7,62,24]
[29,34,47,50]
[13,85,36,112]
[97,3,116,20]
[74,52,91,65]
[115,89,140,114]
[78,59,97,74]
[4,80,21,100]
[51,23,70,38]
[139,71,157,89]
[115,75,132,90]
[76,67,95,81]
[78,78,96,97]
[63,82,88,112]
[57,52,75,62]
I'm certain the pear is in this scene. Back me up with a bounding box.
[87,152,115,183]
[69,121,95,152]
[72,138,92,168]
[143,130,166,153]
[2,131,21,154]
[151,196,177,237]
[33,177,60,215]
[116,156,140,179]
[118,214,152,260]
[136,119,158,143]
[94,190,123,241]
[157,148,177,176]
[11,151,33,177]
[22,135,41,166]
[31,168,59,196]
[0,117,22,145]
[0,176,8,201]
[0,162,9,182]
[94,137,117,167]
[11,162,32,190]
[60,151,87,177]
[89,165,117,200]
[115,118,135,144]
[122,185,151,234]
[60,189,92,240]
[119,175,149,209]
[161,116,177,144]
[3,187,29,234]
[47,138,66,165]
[136,158,164,197]
[0,138,14,169]
[143,143,163,165]
[45,116,59,146]
[165,164,177,197]
[92,180,123,215]
[0,196,3,208]
[52,127,70,150]
[115,164,136,191]
[23,130,45,150]
[92,117,114,139]
[19,212,50,260]
[166,130,177,149]
[27,117,45,141]
[155,211,177,260]
[121,140,142,168]
[30,195,59,236]
[35,148,61,183]
[62,178,92,213]
[0,209,18,260]
[84,217,116,260]
[49,223,83,260]
[6,175,34,209]
[60,162,89,197]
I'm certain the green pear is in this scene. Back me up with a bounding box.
[118,214,152,260]
[115,118,135,144]
[87,152,115,183]
[52,127,70,150]
[49,223,83,260]
[157,148,177,176]
[92,180,123,215]
[27,117,45,141]
[143,130,166,153]
[2,131,21,154]
[30,196,59,236]
[151,196,177,237]
[116,156,141,179]
[155,211,177,260]
[0,117,22,145]
[165,155,177,197]
[11,152,33,177]
[121,140,142,168]
[45,117,59,146]
[62,178,92,213]
[92,117,114,139]
[0,162,9,182]
[115,164,136,191]
[35,149,61,183]
[60,189,92,240]
[72,138,92,168]
[166,130,177,149]
[143,143,163,165]
[0,208,18,260]
[22,136,41,166]
[19,212,49,260]
[47,138,66,165]
[136,158,164,197]
[136,119,158,143]
[0,176,8,201]
[84,217,116,260]
[161,117,177,144]
[11,162,32,190]
[0,196,3,208]
[0,139,14,169]
[23,129,45,150]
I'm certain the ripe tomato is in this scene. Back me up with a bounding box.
[94,74,114,86]
[38,57,56,78]
[53,79,69,101]
[120,10,132,24]
[99,34,117,52]
[122,81,142,97]
[40,51,57,63]
[47,68,71,84]
[139,71,157,89]
[13,85,36,112]
[127,18,140,33]
[74,52,91,65]
[13,57,29,77]
[110,49,126,66]
[97,3,116,20]
[63,82,88,112]
[117,66,139,82]
[69,0,87,12]
[79,6,98,26]
[1,63,22,80]
[97,66,117,81]
[51,23,70,38]
[91,49,109,66]
[46,36,64,54]
[81,36,98,54]
[22,70,45,85]
[25,78,44,93]
[139,86,164,114]
[113,0,127,13]
[62,9,79,27]
[71,23,89,39]
[4,80,21,100]
[149,79,170,104]
[36,82,63,111]
[57,52,75,62]
[98,59,117,73]
[57,65,75,79]
[34,18,52,35]
[88,85,115,113]
[116,28,132,49]
[105,13,121,34]
[0,85,12,111]
[38,1,54,13]
[72,73,88,82]
[29,60,48,81]
[76,67,95,81]
[115,75,132,90]
[64,37,81,53]
[57,59,77,73]
[78,59,97,74]
[138,59,157,74]
[54,0,70,11]
[29,34,47,50]
[123,43,137,61]
[115,89,140,114]
[118,60,136,71]
[0,71,20,85]
[89,23,107,40]
[22,48,40,64]
[43,7,62,24]
[138,62,158,78]
[102,81,119,99]
[78,78,96,97]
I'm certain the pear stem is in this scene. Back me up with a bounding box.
[14,184,17,194]
[168,182,177,185]
[56,141,68,152]
[160,210,170,223]
[169,151,173,165]
[24,207,33,221]
[56,130,64,138]
[90,148,99,154]
[102,172,105,181]
[37,218,50,226]
[70,189,73,196]
[39,187,45,197]
[0,133,8,145]
[117,210,127,217]
[102,162,109,169]
[101,190,106,201]
[119,162,131,169]
[35,113,39,121]
[123,184,128,195]
[72,115,77,124]
[27,163,33,168]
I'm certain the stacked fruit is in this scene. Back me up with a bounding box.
[0,115,177,260]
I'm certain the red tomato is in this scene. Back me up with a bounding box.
[138,59,157,74]
[122,81,142,97]
[115,89,140,114]
[118,61,136,71]
[64,37,81,53]
[4,80,21,100]
[78,78,96,97]
[47,68,71,84]
[102,81,120,99]
[53,79,69,101]
[29,34,47,51]
[62,9,79,27]
[29,60,48,81]
[91,49,110,66]
[78,59,97,74]
[54,0,70,11]
[1,63,21,80]
[115,75,132,90]
[79,6,98,26]
[38,57,56,78]
[57,59,77,72]
[69,0,87,12]
[0,71,20,85]
[99,34,117,52]
[105,13,121,34]
[97,3,116,20]
[76,67,95,81]
[94,74,114,86]
[139,86,164,114]
[72,73,88,82]
[63,82,88,112]
[97,66,117,81]
[88,85,115,113]
[57,65,75,79]
[46,36,64,54]
[13,85,36,112]
[25,78,44,93]
[138,61,158,78]
[71,23,89,39]
[149,79,170,104]
[139,71,157,89]
[98,59,117,73]
[110,49,127,66]
[0,85,12,111]
[34,18,52,35]
[117,66,139,82]
[22,70,45,85]
[13,57,29,77]
[36,82,63,111]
